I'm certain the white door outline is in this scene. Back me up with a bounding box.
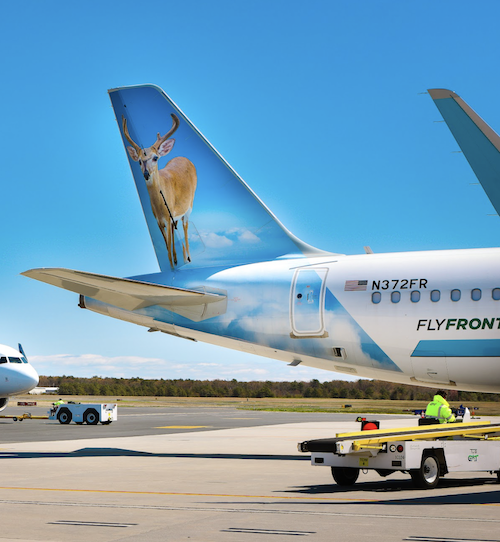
[290,267,329,338]
[411,353,451,385]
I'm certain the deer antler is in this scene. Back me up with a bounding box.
[154,114,180,150]
[122,116,141,155]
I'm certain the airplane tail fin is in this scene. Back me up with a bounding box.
[108,85,327,272]
[428,89,500,215]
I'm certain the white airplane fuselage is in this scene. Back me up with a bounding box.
[0,345,39,409]
[81,247,500,393]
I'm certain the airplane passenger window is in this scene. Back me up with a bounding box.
[430,290,440,302]
[411,291,420,303]
[391,291,400,303]
[8,357,23,363]
[0,357,7,364]
[493,288,500,300]
[451,289,461,302]
[471,289,481,301]
[372,292,381,304]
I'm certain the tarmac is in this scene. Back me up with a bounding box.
[0,405,499,542]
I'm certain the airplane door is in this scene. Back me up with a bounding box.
[290,268,328,338]
[411,354,451,386]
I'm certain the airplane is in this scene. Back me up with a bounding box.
[0,343,39,411]
[22,86,500,393]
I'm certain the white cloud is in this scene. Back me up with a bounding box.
[198,227,261,249]
[28,351,353,383]
[238,230,260,244]
[31,353,170,379]
[201,232,233,248]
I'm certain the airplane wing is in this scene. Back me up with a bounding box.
[428,88,500,216]
[22,268,226,320]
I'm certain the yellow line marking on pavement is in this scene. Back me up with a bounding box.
[0,486,378,502]
[154,425,210,429]
[1,486,499,506]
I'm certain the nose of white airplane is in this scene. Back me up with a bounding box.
[24,364,39,390]
[4,364,39,395]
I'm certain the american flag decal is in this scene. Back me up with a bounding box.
[344,280,368,291]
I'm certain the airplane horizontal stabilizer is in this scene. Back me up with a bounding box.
[22,268,227,321]
[429,88,500,216]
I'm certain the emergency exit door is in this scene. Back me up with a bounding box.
[290,268,328,338]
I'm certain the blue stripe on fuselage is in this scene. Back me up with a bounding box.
[412,339,500,357]
[324,289,402,372]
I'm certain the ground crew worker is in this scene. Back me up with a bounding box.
[425,390,456,423]
[50,398,65,416]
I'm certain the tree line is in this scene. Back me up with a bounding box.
[38,375,499,402]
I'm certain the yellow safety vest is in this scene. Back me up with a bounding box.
[425,395,455,423]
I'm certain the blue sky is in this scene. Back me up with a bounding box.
[1,1,500,381]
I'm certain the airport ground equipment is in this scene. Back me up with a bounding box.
[405,405,477,418]
[48,402,117,425]
[298,421,500,489]
[0,413,48,422]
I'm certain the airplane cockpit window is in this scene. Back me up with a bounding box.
[21,356,28,364]
[372,292,381,304]
[471,289,482,301]
[492,288,500,300]
[451,289,461,302]
[410,291,420,303]
[391,291,400,303]
[8,357,23,363]
[0,357,7,364]
[430,290,440,302]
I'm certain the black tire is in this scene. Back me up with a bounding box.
[410,455,440,489]
[84,408,99,425]
[101,421,112,425]
[331,467,360,486]
[57,408,72,425]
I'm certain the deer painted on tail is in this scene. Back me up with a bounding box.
[123,114,197,268]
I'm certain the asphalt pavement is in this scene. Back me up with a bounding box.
[0,405,499,542]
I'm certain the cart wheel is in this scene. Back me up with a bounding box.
[331,467,360,486]
[84,408,99,425]
[57,408,72,425]
[496,471,500,483]
[13,417,17,422]
[410,455,440,489]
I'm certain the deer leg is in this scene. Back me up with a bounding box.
[182,216,191,263]
[171,220,178,266]
[180,216,187,263]
[164,223,174,269]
